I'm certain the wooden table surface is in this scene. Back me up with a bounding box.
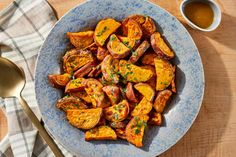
[1,0,236,157]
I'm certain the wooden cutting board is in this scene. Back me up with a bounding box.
[0,0,236,157]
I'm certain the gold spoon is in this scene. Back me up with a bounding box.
[0,57,64,157]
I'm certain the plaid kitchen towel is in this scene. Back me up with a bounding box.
[0,0,74,156]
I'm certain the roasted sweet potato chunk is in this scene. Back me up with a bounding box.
[171,65,177,93]
[56,96,87,112]
[63,51,94,74]
[65,78,85,93]
[122,19,142,40]
[119,60,153,83]
[154,58,174,91]
[153,90,172,113]
[104,100,129,122]
[94,18,121,46]
[84,78,109,108]
[107,34,130,59]
[148,112,162,126]
[70,90,92,103]
[115,129,126,139]
[48,73,71,88]
[129,40,150,64]
[85,126,117,141]
[131,97,153,116]
[141,65,156,89]
[67,31,94,49]
[88,63,102,78]
[125,82,138,103]
[67,108,102,130]
[117,36,138,49]
[141,52,158,66]
[141,16,156,37]
[97,47,109,61]
[134,83,155,102]
[125,115,149,147]
[126,14,146,25]
[101,55,119,84]
[109,121,127,129]
[74,61,97,78]
[151,32,174,59]
[102,85,120,105]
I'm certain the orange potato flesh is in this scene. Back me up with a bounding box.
[153,90,172,113]
[134,83,155,102]
[102,85,120,105]
[63,52,94,74]
[104,100,129,122]
[67,108,102,130]
[94,18,121,46]
[148,112,162,126]
[67,31,94,49]
[101,55,120,84]
[70,90,92,103]
[56,96,87,112]
[154,58,174,91]
[151,32,174,59]
[84,78,109,108]
[119,60,153,83]
[65,78,85,93]
[141,52,158,66]
[107,34,130,59]
[131,97,153,116]
[127,14,146,25]
[85,126,117,141]
[117,36,138,49]
[171,65,177,93]
[141,65,156,89]
[141,17,156,37]
[115,128,126,139]
[125,115,149,147]
[122,19,143,40]
[97,47,109,61]
[48,73,71,88]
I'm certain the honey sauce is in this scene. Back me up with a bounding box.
[184,2,214,28]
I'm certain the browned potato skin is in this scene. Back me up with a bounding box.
[97,47,109,61]
[141,17,157,37]
[107,34,131,59]
[84,78,109,108]
[85,126,117,141]
[101,55,120,84]
[65,78,85,93]
[148,111,162,126]
[122,19,143,41]
[56,96,87,112]
[129,40,150,64]
[102,85,120,105]
[126,82,139,103]
[48,73,71,88]
[154,90,172,113]
[70,90,92,103]
[67,31,94,49]
[88,63,102,78]
[125,115,149,147]
[127,14,146,25]
[74,61,97,78]
[97,117,107,126]
[83,42,98,53]
[103,100,130,122]
[151,32,174,60]
[67,108,102,130]
[115,129,126,139]
[94,18,121,46]
[141,52,158,66]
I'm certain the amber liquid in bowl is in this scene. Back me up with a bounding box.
[184,2,214,29]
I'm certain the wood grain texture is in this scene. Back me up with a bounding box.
[0,0,236,157]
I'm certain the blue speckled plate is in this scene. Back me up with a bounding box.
[35,0,205,156]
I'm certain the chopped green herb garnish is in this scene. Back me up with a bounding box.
[96,26,109,37]
[135,129,141,134]
[110,35,116,41]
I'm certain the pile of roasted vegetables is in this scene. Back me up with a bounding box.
[48,14,176,148]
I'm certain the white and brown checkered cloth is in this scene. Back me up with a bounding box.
[0,0,74,156]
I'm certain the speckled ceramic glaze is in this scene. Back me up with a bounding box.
[35,0,205,156]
